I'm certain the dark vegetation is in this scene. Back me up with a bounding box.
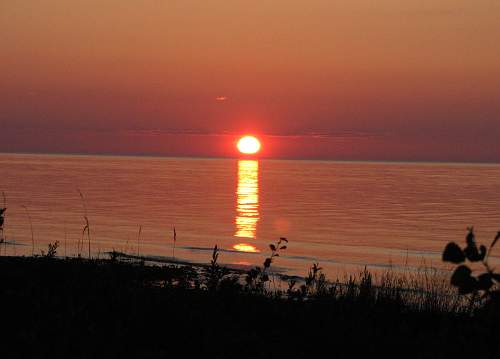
[1,199,499,357]
[0,229,499,358]
[0,191,6,244]
[443,228,500,309]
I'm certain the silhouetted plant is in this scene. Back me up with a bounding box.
[109,249,119,262]
[286,279,300,299]
[443,227,500,304]
[343,275,358,299]
[137,225,142,257]
[175,265,199,290]
[78,189,91,258]
[286,263,329,300]
[246,237,288,292]
[172,226,177,260]
[2,253,498,359]
[0,208,5,243]
[358,266,373,299]
[1,191,6,245]
[41,241,59,258]
[205,245,227,291]
[290,262,328,298]
[217,275,242,293]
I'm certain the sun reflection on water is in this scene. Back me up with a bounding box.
[234,160,259,248]
[232,243,259,253]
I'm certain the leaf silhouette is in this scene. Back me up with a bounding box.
[442,242,465,264]
[450,265,472,286]
[450,265,477,294]
[269,244,276,251]
[464,242,482,262]
[477,273,493,291]
[458,277,478,295]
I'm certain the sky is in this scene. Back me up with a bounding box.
[1,0,499,162]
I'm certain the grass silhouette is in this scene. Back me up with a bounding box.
[77,189,91,258]
[1,192,6,250]
[0,253,498,358]
[0,200,499,359]
[0,234,499,358]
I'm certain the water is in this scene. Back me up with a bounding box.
[1,153,499,277]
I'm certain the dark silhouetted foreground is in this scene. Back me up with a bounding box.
[1,254,499,359]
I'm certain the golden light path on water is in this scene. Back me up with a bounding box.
[234,160,259,253]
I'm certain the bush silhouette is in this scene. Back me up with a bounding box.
[245,237,287,292]
[443,228,500,300]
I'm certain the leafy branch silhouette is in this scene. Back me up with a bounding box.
[443,227,500,302]
[246,237,288,292]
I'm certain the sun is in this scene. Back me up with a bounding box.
[237,135,261,155]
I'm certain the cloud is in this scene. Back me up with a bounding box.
[121,128,388,141]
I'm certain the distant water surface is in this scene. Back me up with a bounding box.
[1,153,499,277]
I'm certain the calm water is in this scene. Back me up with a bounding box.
[1,153,499,277]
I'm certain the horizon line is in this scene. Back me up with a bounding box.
[1,150,499,166]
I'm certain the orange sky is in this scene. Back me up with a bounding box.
[1,1,499,161]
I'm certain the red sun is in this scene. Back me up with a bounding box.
[237,136,261,154]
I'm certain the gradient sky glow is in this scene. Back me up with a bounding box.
[1,0,499,161]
